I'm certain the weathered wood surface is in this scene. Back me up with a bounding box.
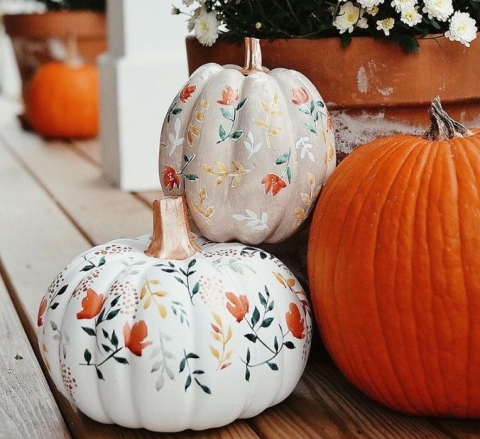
[1,95,480,438]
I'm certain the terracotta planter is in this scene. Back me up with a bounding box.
[3,11,106,100]
[186,35,480,159]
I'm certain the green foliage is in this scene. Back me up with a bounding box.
[35,0,106,11]
[192,0,480,53]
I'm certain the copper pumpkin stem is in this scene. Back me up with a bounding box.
[239,37,267,75]
[423,96,473,141]
[145,197,201,260]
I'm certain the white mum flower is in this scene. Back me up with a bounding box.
[194,9,220,46]
[445,11,478,47]
[391,0,417,13]
[333,2,364,34]
[358,0,384,9]
[376,17,395,35]
[182,0,195,6]
[422,0,454,22]
[400,6,423,26]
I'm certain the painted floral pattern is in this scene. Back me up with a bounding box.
[159,63,336,244]
[37,234,312,430]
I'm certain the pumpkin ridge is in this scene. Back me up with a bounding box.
[314,139,403,406]
[450,137,480,414]
[375,138,442,413]
[346,139,426,411]
[423,140,467,413]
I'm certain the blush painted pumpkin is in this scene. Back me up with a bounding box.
[159,37,336,245]
[25,36,99,139]
[37,196,312,432]
[307,97,480,417]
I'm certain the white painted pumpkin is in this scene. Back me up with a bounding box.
[159,38,336,245]
[37,197,312,432]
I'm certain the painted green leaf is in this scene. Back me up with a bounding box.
[106,309,120,320]
[251,307,260,327]
[84,349,92,364]
[258,292,267,307]
[96,367,104,380]
[191,282,200,297]
[185,375,192,391]
[261,317,274,328]
[198,382,212,395]
[111,330,118,348]
[275,152,290,165]
[220,107,233,121]
[218,125,227,141]
[80,263,95,272]
[231,130,243,140]
[82,326,95,337]
[114,356,129,365]
[287,166,292,184]
[236,98,247,111]
[57,285,68,295]
[268,362,279,371]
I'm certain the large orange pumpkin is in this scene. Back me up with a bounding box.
[307,97,480,417]
[25,40,99,139]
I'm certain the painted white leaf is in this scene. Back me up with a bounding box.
[151,361,162,373]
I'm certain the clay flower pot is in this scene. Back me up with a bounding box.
[3,11,106,100]
[185,35,480,160]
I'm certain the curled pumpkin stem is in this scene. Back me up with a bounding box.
[423,96,473,141]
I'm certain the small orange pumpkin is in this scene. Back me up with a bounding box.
[308,97,480,417]
[25,37,99,139]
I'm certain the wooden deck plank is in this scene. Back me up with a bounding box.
[0,134,91,329]
[0,273,71,438]
[250,360,460,439]
[1,131,155,244]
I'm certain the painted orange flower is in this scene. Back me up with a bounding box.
[37,297,47,327]
[291,87,309,105]
[76,288,106,320]
[179,83,197,103]
[161,166,180,191]
[285,303,305,339]
[217,86,239,106]
[123,320,152,356]
[261,174,287,196]
[226,292,249,323]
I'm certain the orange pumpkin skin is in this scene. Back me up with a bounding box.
[308,128,480,417]
[25,61,99,139]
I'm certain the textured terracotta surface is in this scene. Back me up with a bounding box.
[186,35,480,156]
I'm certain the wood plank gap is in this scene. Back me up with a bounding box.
[69,139,102,166]
[0,258,74,437]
